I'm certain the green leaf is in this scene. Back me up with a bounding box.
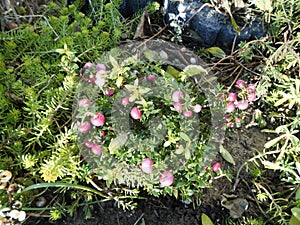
[109,55,119,69]
[122,55,137,66]
[264,135,284,148]
[296,162,300,177]
[220,145,235,165]
[180,132,191,142]
[164,141,171,147]
[221,0,240,34]
[20,182,107,198]
[175,145,184,154]
[125,84,136,92]
[261,161,300,179]
[201,213,214,225]
[290,207,300,225]
[159,50,168,60]
[185,149,191,159]
[229,16,241,34]
[274,97,289,107]
[204,47,226,58]
[116,76,123,88]
[183,65,207,76]
[139,87,152,94]
[251,0,273,12]
[109,133,128,154]
[295,188,300,201]
[166,65,181,78]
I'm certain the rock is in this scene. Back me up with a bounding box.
[166,1,268,50]
[221,194,249,219]
[121,0,268,51]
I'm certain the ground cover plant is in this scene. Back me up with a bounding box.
[0,0,299,224]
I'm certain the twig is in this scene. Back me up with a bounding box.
[88,0,96,15]
[241,179,267,218]
[233,149,281,191]
[133,213,145,225]
[237,62,263,77]
[226,65,242,92]
[211,55,234,70]
[134,24,169,50]
[37,74,55,95]
[231,35,237,55]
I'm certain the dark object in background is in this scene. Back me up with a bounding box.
[167,1,268,51]
[119,0,162,18]
[121,0,268,51]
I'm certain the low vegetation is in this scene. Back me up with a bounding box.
[0,0,299,224]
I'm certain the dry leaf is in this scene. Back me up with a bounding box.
[133,10,153,39]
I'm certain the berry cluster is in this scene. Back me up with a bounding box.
[225,79,256,128]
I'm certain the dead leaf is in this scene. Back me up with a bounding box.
[133,10,153,39]
[234,0,245,8]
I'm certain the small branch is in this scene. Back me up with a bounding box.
[133,213,145,225]
[134,24,169,50]
[233,149,281,191]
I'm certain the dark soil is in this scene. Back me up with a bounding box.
[24,125,269,225]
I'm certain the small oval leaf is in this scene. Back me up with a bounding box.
[183,65,207,76]
[109,133,128,154]
[220,145,236,165]
[180,132,191,142]
[204,47,226,59]
[201,213,214,225]
[264,135,283,148]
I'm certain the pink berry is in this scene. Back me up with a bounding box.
[172,90,184,103]
[141,158,153,174]
[237,100,249,110]
[78,98,91,108]
[226,102,235,113]
[227,122,234,128]
[129,95,136,103]
[105,87,115,96]
[159,171,174,187]
[96,69,106,77]
[227,93,237,102]
[247,84,256,93]
[90,112,105,126]
[83,62,93,69]
[78,121,91,133]
[130,106,142,120]
[96,64,106,71]
[91,144,103,155]
[88,77,96,83]
[173,102,183,112]
[146,75,156,82]
[183,110,193,118]
[95,78,106,88]
[235,80,247,89]
[193,104,202,113]
[84,141,94,148]
[100,130,106,137]
[121,97,130,106]
[247,92,256,102]
[224,115,231,123]
[212,162,221,172]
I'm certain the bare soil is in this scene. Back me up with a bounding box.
[24,124,269,225]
